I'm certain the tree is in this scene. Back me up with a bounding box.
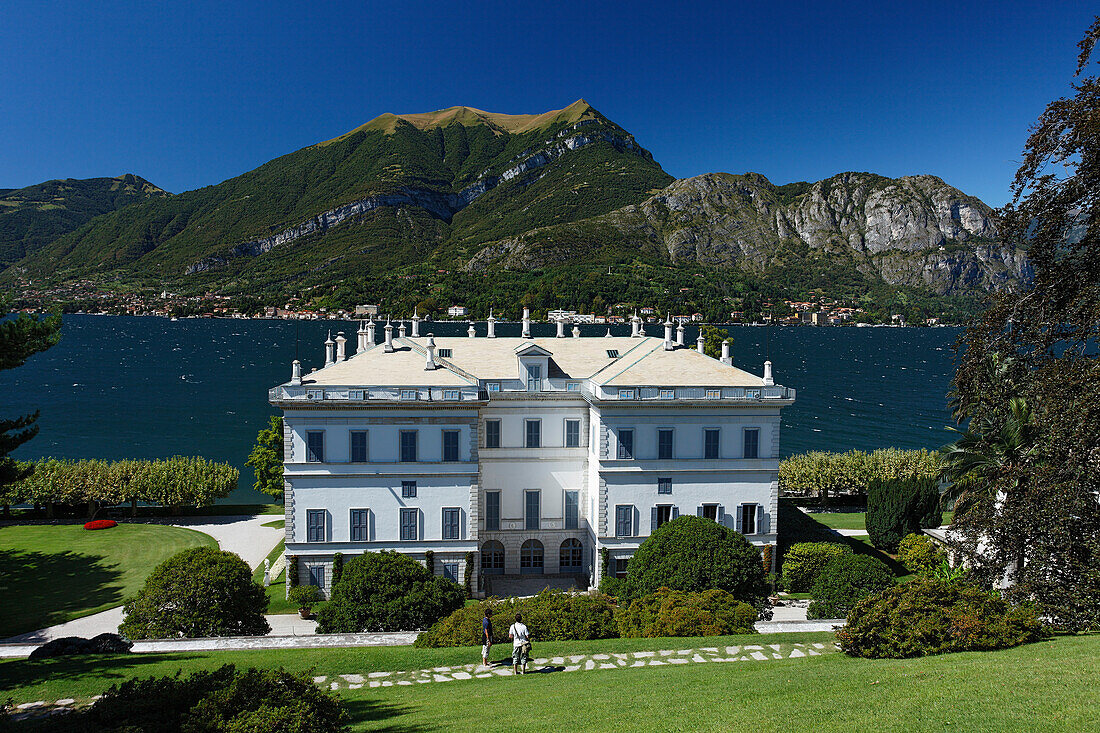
[623,515,768,609]
[0,296,60,493]
[948,17,1100,630]
[806,554,894,620]
[120,547,270,638]
[697,323,729,359]
[865,476,942,553]
[246,416,285,500]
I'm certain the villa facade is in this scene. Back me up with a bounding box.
[269,312,795,597]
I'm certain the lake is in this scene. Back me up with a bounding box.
[0,316,962,503]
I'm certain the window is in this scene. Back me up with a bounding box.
[705,388,721,399]
[443,389,460,401]
[307,565,325,588]
[613,558,629,578]
[401,480,417,499]
[526,364,542,392]
[350,431,368,463]
[615,505,633,537]
[617,429,634,459]
[606,349,619,358]
[560,539,583,572]
[704,428,720,459]
[486,382,501,392]
[747,389,761,399]
[520,539,544,574]
[438,348,453,358]
[485,491,500,531]
[306,509,325,542]
[653,505,674,530]
[565,419,580,448]
[442,508,461,540]
[658,429,674,459]
[306,431,324,463]
[400,508,418,541]
[400,389,417,400]
[485,419,501,448]
[618,389,635,400]
[658,477,673,495]
[702,504,720,521]
[525,490,540,530]
[743,428,760,459]
[740,504,757,535]
[400,430,418,462]
[660,389,675,400]
[564,490,579,530]
[349,389,364,400]
[307,389,323,400]
[442,430,460,461]
[481,541,505,575]
[442,562,459,582]
[525,419,541,448]
[350,508,370,541]
[567,382,580,392]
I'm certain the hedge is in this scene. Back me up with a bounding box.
[897,533,946,575]
[866,476,942,553]
[806,554,894,619]
[780,542,852,592]
[779,448,940,499]
[617,588,757,638]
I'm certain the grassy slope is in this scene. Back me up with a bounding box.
[806,510,954,532]
[0,524,216,638]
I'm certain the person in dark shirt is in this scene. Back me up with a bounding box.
[481,608,493,667]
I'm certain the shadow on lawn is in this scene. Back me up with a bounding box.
[341,698,434,733]
[0,549,124,639]
[777,500,907,576]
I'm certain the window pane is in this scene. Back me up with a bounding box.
[658,477,672,495]
[564,491,579,529]
[525,420,541,448]
[565,420,580,448]
[525,491,540,530]
[658,429,673,459]
[704,429,720,459]
[527,365,541,392]
[308,565,325,587]
[400,431,418,462]
[702,504,719,521]
[744,428,759,459]
[350,431,368,462]
[485,492,500,531]
[618,430,634,459]
[486,420,501,448]
[401,480,416,498]
[307,432,324,463]
[742,504,756,534]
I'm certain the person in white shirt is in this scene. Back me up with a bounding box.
[508,612,531,674]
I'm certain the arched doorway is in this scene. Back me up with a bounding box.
[520,539,544,574]
[559,538,583,573]
[481,541,505,575]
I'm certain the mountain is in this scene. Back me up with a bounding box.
[0,174,166,266]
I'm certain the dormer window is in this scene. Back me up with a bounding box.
[486,382,501,392]
[660,389,675,400]
[705,389,720,400]
[438,349,452,358]
[567,382,580,392]
[443,389,460,400]
[307,389,323,400]
[618,389,635,400]
[400,389,417,400]
[526,364,542,392]
[606,349,619,358]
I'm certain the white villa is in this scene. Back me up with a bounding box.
[269,310,795,597]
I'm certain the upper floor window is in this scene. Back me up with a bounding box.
[400,430,418,462]
[617,429,634,459]
[704,428,720,459]
[567,382,580,392]
[486,382,501,392]
[350,508,370,541]
[442,430,460,462]
[740,503,758,535]
[660,389,675,400]
[400,508,418,541]
[307,389,323,400]
[705,389,721,400]
[743,428,760,459]
[525,419,541,448]
[442,508,461,540]
[348,389,364,400]
[400,389,417,401]
[564,490,579,530]
[658,429,674,459]
[485,419,501,448]
[527,364,542,392]
[653,504,676,530]
[306,509,326,542]
[701,504,720,522]
[485,491,501,531]
[401,480,417,499]
[615,505,633,537]
[525,490,541,531]
[565,419,581,448]
[657,477,673,495]
[443,389,460,401]
[350,430,368,463]
[306,431,325,463]
[618,389,635,400]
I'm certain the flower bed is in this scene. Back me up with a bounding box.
[83,519,118,530]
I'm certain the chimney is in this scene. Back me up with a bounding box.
[467,322,476,338]
[763,360,774,386]
[720,339,731,366]
[411,312,421,338]
[290,359,302,386]
[357,320,369,351]
[676,321,685,347]
[572,324,581,338]
[630,311,641,338]
[367,316,376,345]
[487,310,497,338]
[335,332,347,361]
[425,334,438,370]
[605,328,613,338]
[556,317,565,338]
[697,334,705,354]
[384,318,394,353]
[324,331,335,365]
[398,320,407,339]
[522,307,531,338]
[663,314,674,351]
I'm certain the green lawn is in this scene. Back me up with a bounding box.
[250,538,306,615]
[1,633,1097,731]
[0,523,217,638]
[804,510,954,531]
[260,519,285,529]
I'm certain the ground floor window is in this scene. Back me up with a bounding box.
[701,504,720,522]
[481,541,505,575]
[560,538,583,572]
[442,561,459,582]
[520,539,544,574]
[307,564,325,588]
[740,503,757,535]
[613,558,629,579]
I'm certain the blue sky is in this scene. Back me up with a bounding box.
[1,1,1093,206]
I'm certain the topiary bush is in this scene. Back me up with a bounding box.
[28,664,345,732]
[780,542,852,592]
[897,533,946,575]
[624,515,768,609]
[866,476,942,553]
[837,577,1049,658]
[617,588,758,638]
[807,554,895,619]
[415,590,618,647]
[120,547,270,639]
[316,551,465,633]
[288,585,322,609]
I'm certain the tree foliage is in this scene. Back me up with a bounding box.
[779,448,940,500]
[616,588,758,638]
[120,547,270,639]
[807,554,894,620]
[865,476,942,553]
[246,415,284,500]
[780,542,853,592]
[947,17,1100,631]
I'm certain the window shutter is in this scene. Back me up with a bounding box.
[460,508,466,540]
[735,505,742,533]
[757,505,766,535]
[672,506,679,519]
[650,507,658,533]
[718,505,725,527]
[697,506,704,517]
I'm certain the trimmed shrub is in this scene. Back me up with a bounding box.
[866,476,942,553]
[120,547,270,639]
[415,590,618,647]
[624,516,768,609]
[807,554,894,619]
[837,577,1049,658]
[598,575,627,599]
[898,533,946,575]
[780,542,852,592]
[28,633,132,660]
[30,664,344,732]
[617,588,758,638]
[331,552,344,585]
[288,585,322,608]
[316,551,465,633]
[83,519,117,530]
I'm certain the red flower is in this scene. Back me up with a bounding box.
[84,519,118,530]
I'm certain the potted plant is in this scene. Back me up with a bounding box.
[288,585,322,619]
